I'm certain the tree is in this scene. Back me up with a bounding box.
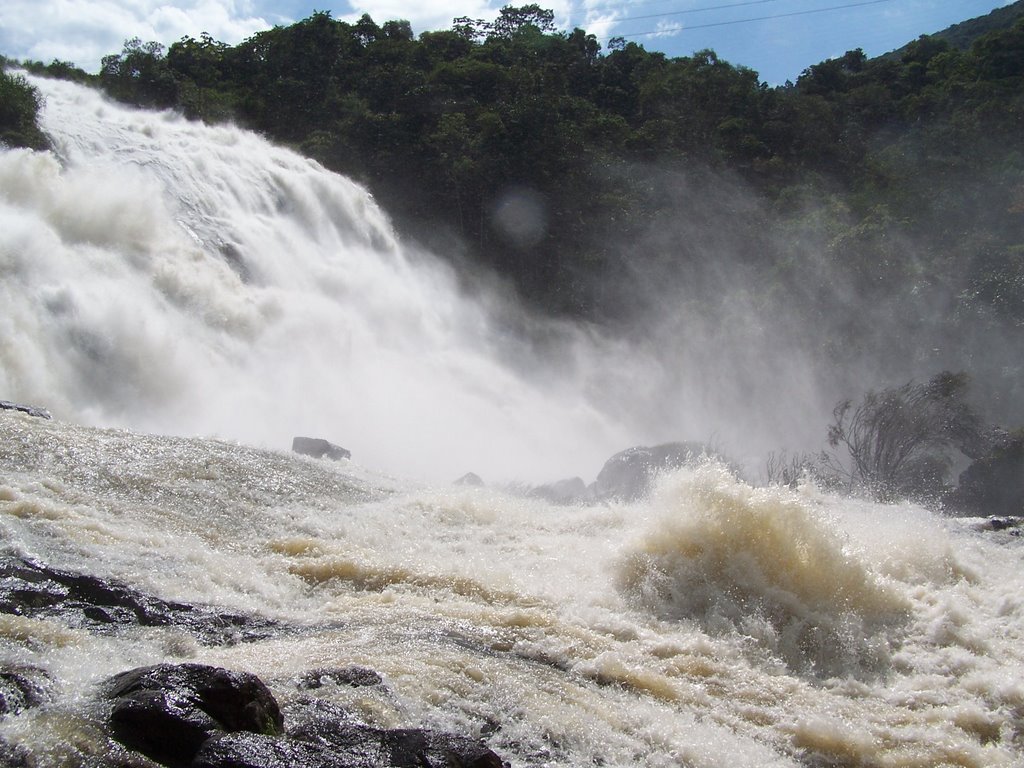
[100,38,178,107]
[824,372,983,501]
[0,68,48,149]
[490,4,557,39]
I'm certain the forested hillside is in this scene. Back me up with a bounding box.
[2,3,1022,504]
[5,4,1022,325]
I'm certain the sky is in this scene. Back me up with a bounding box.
[0,0,1016,85]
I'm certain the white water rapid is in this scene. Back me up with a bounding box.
[0,76,1022,768]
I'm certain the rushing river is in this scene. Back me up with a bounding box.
[0,75,1022,767]
[1,412,1022,766]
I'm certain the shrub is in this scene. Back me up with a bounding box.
[0,67,48,150]
[823,371,982,501]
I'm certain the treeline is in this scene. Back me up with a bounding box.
[0,64,49,150]
[7,4,1019,322]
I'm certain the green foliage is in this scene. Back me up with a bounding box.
[0,67,48,149]
[100,38,178,108]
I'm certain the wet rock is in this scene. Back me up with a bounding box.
[296,666,383,690]
[0,665,54,716]
[0,554,279,645]
[285,708,504,768]
[382,729,505,768]
[103,663,283,766]
[0,737,35,768]
[454,472,485,487]
[593,442,713,502]
[103,664,508,768]
[968,516,1023,534]
[946,433,1023,517]
[527,477,590,505]
[0,400,50,420]
[292,437,351,461]
[193,732,345,768]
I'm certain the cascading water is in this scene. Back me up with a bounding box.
[1,76,1022,768]
[1,74,640,484]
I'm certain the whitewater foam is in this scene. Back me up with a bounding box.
[0,413,1022,766]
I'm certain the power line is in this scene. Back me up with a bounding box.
[602,0,896,40]
[584,0,787,27]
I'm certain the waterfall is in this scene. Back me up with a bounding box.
[0,75,633,482]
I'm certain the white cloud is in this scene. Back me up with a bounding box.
[0,0,654,72]
[651,19,683,40]
[0,0,271,71]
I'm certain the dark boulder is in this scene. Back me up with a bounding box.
[968,516,1023,534]
[283,695,504,767]
[0,401,50,419]
[454,472,485,487]
[103,663,283,765]
[593,442,713,502]
[193,732,347,768]
[103,664,508,768]
[945,432,1023,517]
[292,437,351,461]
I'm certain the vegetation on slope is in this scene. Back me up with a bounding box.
[0,58,49,150]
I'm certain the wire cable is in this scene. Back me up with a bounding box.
[599,0,896,39]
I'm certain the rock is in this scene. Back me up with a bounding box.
[0,401,50,420]
[527,477,590,505]
[968,516,1023,534]
[193,732,345,768]
[945,433,1023,517]
[0,665,54,716]
[593,442,713,502]
[103,663,283,765]
[454,472,485,487]
[285,707,504,768]
[292,437,351,461]
[296,666,384,690]
[381,729,505,768]
[101,664,507,768]
[0,737,34,768]
[0,554,280,645]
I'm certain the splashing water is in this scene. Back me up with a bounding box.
[0,414,1022,767]
[618,464,914,678]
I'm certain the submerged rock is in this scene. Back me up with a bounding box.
[0,665,54,716]
[593,442,713,502]
[0,554,279,645]
[296,666,384,691]
[0,400,50,419]
[0,737,34,768]
[292,437,351,461]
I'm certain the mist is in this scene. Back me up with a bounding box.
[561,158,1024,476]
